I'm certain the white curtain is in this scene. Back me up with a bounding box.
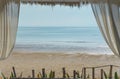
[0,0,20,60]
[91,0,120,56]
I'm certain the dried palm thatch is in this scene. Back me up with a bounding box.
[21,0,92,7]
[1,0,120,7]
[20,0,120,7]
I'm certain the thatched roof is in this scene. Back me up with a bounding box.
[21,0,94,7]
[1,0,120,7]
[20,0,120,7]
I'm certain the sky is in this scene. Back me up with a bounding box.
[18,4,98,27]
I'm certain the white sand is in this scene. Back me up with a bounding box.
[0,52,120,78]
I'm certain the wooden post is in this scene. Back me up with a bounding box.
[92,67,95,79]
[109,65,113,79]
[83,68,86,79]
[32,69,35,78]
[101,69,103,79]
[42,68,46,78]
[12,66,16,77]
[73,70,76,78]
[53,71,55,78]
[62,67,66,78]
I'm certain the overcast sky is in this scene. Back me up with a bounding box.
[18,4,98,27]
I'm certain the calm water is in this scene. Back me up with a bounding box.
[14,27,112,54]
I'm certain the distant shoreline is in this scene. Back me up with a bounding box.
[14,44,112,55]
[13,50,113,55]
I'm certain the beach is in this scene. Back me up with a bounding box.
[0,3,119,79]
[0,51,120,78]
[0,26,116,79]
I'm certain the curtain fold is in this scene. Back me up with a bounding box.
[0,0,20,60]
[91,0,120,56]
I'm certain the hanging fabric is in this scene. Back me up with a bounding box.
[91,0,120,56]
[0,0,20,60]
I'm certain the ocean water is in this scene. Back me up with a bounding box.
[14,27,112,54]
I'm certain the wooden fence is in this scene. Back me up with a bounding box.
[11,67,82,79]
[82,65,120,79]
[10,65,120,79]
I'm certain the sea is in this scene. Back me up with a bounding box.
[14,26,113,54]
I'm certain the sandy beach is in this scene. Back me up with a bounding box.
[0,52,120,78]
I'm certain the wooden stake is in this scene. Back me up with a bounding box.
[109,65,113,79]
[32,69,35,78]
[92,67,95,79]
[62,67,66,78]
[73,70,76,78]
[12,66,16,78]
[83,68,86,79]
[101,69,103,79]
[42,68,46,78]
